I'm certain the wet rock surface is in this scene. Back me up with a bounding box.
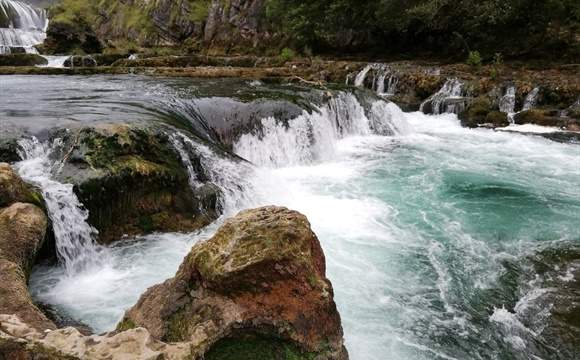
[0,164,54,333]
[0,206,347,360]
[51,124,222,244]
[121,206,348,359]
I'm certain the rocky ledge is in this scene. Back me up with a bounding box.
[0,164,55,333]
[49,124,222,243]
[0,206,347,359]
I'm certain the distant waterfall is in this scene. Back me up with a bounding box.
[15,137,103,274]
[420,79,465,115]
[499,86,517,119]
[522,87,540,111]
[353,63,399,96]
[0,0,48,54]
[234,93,409,168]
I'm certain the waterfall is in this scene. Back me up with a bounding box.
[0,0,48,54]
[354,63,398,96]
[522,87,540,111]
[38,55,71,68]
[499,85,517,117]
[354,64,373,87]
[168,132,256,212]
[15,137,103,274]
[234,93,409,168]
[168,133,203,190]
[420,79,465,115]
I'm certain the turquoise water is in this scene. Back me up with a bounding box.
[12,76,578,359]
[258,113,580,359]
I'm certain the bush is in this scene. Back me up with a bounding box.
[279,47,296,62]
[466,51,482,67]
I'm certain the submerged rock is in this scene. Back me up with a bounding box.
[121,206,348,359]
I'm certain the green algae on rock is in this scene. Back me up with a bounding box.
[121,206,348,359]
[50,124,221,244]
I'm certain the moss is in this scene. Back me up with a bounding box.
[0,54,47,66]
[514,109,565,127]
[485,111,509,127]
[205,335,317,360]
[166,305,193,342]
[116,318,137,332]
[459,97,493,128]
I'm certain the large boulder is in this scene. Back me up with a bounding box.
[120,206,348,359]
[52,124,222,243]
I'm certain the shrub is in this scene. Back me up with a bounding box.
[466,51,482,67]
[279,47,296,62]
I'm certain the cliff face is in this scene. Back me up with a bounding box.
[87,0,267,51]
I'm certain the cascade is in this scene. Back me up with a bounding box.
[234,93,409,168]
[0,0,47,54]
[420,79,465,115]
[353,63,398,96]
[168,132,257,212]
[499,85,517,118]
[15,137,103,274]
[354,64,373,87]
[37,55,71,68]
[522,87,540,111]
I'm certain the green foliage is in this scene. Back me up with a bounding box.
[264,0,580,59]
[279,47,296,62]
[189,0,211,22]
[466,51,482,67]
[205,335,317,360]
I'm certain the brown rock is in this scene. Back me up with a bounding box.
[0,203,54,332]
[0,163,41,208]
[121,206,348,359]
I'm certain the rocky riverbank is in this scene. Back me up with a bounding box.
[0,175,348,359]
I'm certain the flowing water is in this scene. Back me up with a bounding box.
[1,75,578,359]
[0,0,47,54]
[420,79,466,115]
[15,136,104,274]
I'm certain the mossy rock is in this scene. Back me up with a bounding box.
[0,54,47,67]
[205,335,317,360]
[0,138,20,163]
[486,111,509,127]
[53,125,221,243]
[0,164,43,209]
[459,97,493,128]
[513,109,566,127]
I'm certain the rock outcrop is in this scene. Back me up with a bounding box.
[0,206,347,359]
[52,124,222,243]
[0,314,191,360]
[0,164,54,333]
[120,206,348,359]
